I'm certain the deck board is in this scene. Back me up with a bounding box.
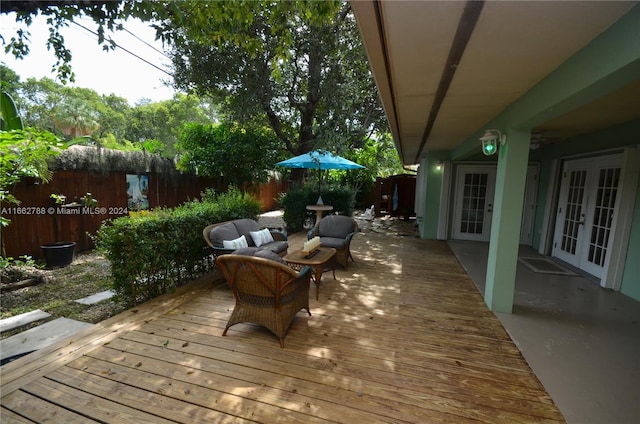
[1,229,564,423]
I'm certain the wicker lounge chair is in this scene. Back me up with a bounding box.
[216,254,312,348]
[307,215,359,270]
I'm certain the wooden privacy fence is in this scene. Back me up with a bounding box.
[1,170,224,259]
[2,173,289,260]
[252,178,288,211]
[375,174,416,217]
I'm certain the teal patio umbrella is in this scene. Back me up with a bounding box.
[275,149,365,200]
[276,149,365,171]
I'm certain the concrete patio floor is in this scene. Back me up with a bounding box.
[448,240,640,424]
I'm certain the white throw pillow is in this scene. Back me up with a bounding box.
[222,235,249,249]
[250,228,274,247]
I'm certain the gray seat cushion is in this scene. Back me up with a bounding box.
[318,215,356,239]
[264,240,288,255]
[232,247,260,256]
[232,246,286,265]
[319,237,347,251]
[254,249,287,265]
[232,219,261,246]
[209,223,241,248]
[233,240,287,256]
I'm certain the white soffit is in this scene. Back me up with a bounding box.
[353,0,638,164]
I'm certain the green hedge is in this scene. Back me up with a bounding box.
[279,185,356,232]
[95,188,261,306]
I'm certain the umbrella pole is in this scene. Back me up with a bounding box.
[317,168,323,205]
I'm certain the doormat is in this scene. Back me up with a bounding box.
[518,257,578,276]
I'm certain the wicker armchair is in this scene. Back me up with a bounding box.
[307,215,359,270]
[216,254,312,348]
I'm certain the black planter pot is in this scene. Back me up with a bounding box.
[40,242,76,268]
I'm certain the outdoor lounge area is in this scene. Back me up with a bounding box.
[2,1,639,422]
[0,226,564,423]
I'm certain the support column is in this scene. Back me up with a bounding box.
[484,128,531,313]
[419,154,447,239]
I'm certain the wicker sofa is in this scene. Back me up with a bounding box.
[203,218,288,261]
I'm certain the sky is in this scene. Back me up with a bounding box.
[1,13,177,104]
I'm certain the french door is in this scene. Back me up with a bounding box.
[520,166,539,245]
[453,166,495,241]
[552,155,622,278]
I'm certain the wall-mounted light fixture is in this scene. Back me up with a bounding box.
[435,160,444,171]
[480,129,506,156]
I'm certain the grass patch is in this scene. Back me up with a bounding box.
[1,251,128,339]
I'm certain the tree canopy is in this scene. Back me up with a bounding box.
[168,1,387,159]
[1,65,215,156]
[2,1,389,162]
[176,122,279,189]
[1,90,62,233]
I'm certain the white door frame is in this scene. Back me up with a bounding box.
[603,147,640,289]
[552,154,623,279]
[520,165,539,246]
[452,165,496,242]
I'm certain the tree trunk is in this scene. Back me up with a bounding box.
[288,168,307,186]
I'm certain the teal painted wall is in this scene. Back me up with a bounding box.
[421,154,447,239]
[530,120,640,161]
[530,159,551,251]
[529,119,640,251]
[621,170,640,301]
[523,120,640,301]
[451,5,640,162]
[438,5,640,301]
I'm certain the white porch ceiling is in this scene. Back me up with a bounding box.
[352,0,640,165]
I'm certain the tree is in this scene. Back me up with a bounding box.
[335,133,408,206]
[0,65,20,97]
[98,93,130,140]
[176,122,278,189]
[15,77,62,133]
[2,66,216,155]
[0,127,61,206]
[15,77,103,139]
[1,91,62,254]
[169,2,387,165]
[125,93,212,157]
[52,95,100,138]
[1,1,161,83]
[2,2,388,172]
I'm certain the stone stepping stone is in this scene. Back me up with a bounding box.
[0,309,51,333]
[0,317,93,363]
[74,290,115,305]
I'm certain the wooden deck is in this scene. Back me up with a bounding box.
[1,228,564,423]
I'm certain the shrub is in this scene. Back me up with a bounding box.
[279,185,356,232]
[95,187,260,306]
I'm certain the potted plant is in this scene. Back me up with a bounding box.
[40,192,98,268]
[1,91,63,260]
[40,194,78,268]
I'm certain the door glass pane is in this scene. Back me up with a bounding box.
[459,172,488,235]
[561,170,587,255]
[587,168,620,267]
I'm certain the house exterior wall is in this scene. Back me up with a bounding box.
[528,121,640,300]
[413,6,640,305]
[418,154,448,239]
[622,174,640,300]
[416,120,640,301]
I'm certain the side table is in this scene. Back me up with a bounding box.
[284,247,336,300]
[306,204,333,227]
